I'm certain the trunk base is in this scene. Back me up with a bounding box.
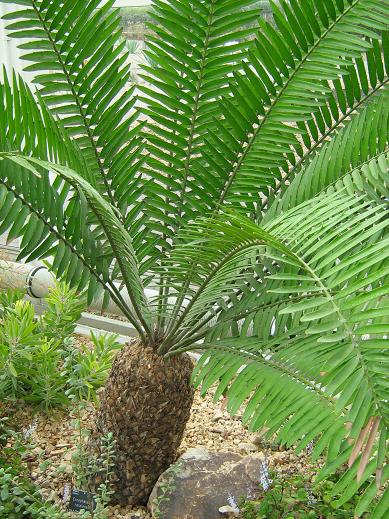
[89,341,194,505]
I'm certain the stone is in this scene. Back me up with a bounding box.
[212,411,225,422]
[272,452,289,466]
[51,448,66,455]
[33,446,43,456]
[238,442,258,455]
[251,433,265,447]
[63,450,72,461]
[47,490,58,502]
[219,505,240,517]
[181,447,211,461]
[60,463,73,474]
[210,427,225,434]
[147,449,262,519]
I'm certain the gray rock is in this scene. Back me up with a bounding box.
[181,447,211,461]
[148,449,263,519]
[219,505,240,516]
[238,442,258,455]
[212,411,225,422]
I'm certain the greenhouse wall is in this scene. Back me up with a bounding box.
[0,3,24,78]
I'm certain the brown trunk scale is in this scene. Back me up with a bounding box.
[89,341,194,505]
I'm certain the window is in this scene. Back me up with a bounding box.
[118,5,152,43]
[113,0,151,6]
[111,1,152,47]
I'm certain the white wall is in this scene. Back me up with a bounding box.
[0,2,25,80]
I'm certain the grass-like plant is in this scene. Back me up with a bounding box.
[0,0,388,513]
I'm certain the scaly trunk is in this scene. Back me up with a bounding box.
[90,341,194,505]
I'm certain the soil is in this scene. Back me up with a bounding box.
[5,338,314,519]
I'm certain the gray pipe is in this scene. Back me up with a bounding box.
[0,259,156,317]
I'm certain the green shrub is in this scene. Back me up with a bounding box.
[38,283,85,344]
[24,337,69,408]
[0,284,119,408]
[0,289,25,318]
[65,331,121,402]
[0,298,37,397]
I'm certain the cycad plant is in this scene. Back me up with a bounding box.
[0,0,388,513]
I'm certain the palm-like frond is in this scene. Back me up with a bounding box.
[3,0,144,218]
[263,33,389,212]
[139,0,260,238]
[0,152,101,293]
[0,152,149,337]
[0,71,125,310]
[162,191,389,347]
[266,91,389,217]
[204,0,388,211]
[189,192,389,514]
[0,71,91,183]
[156,214,285,351]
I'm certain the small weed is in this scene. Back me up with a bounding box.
[238,469,373,518]
[152,461,182,518]
[69,402,117,517]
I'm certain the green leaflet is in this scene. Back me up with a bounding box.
[268,94,389,219]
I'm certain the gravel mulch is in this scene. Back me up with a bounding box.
[5,341,313,519]
[6,388,312,518]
